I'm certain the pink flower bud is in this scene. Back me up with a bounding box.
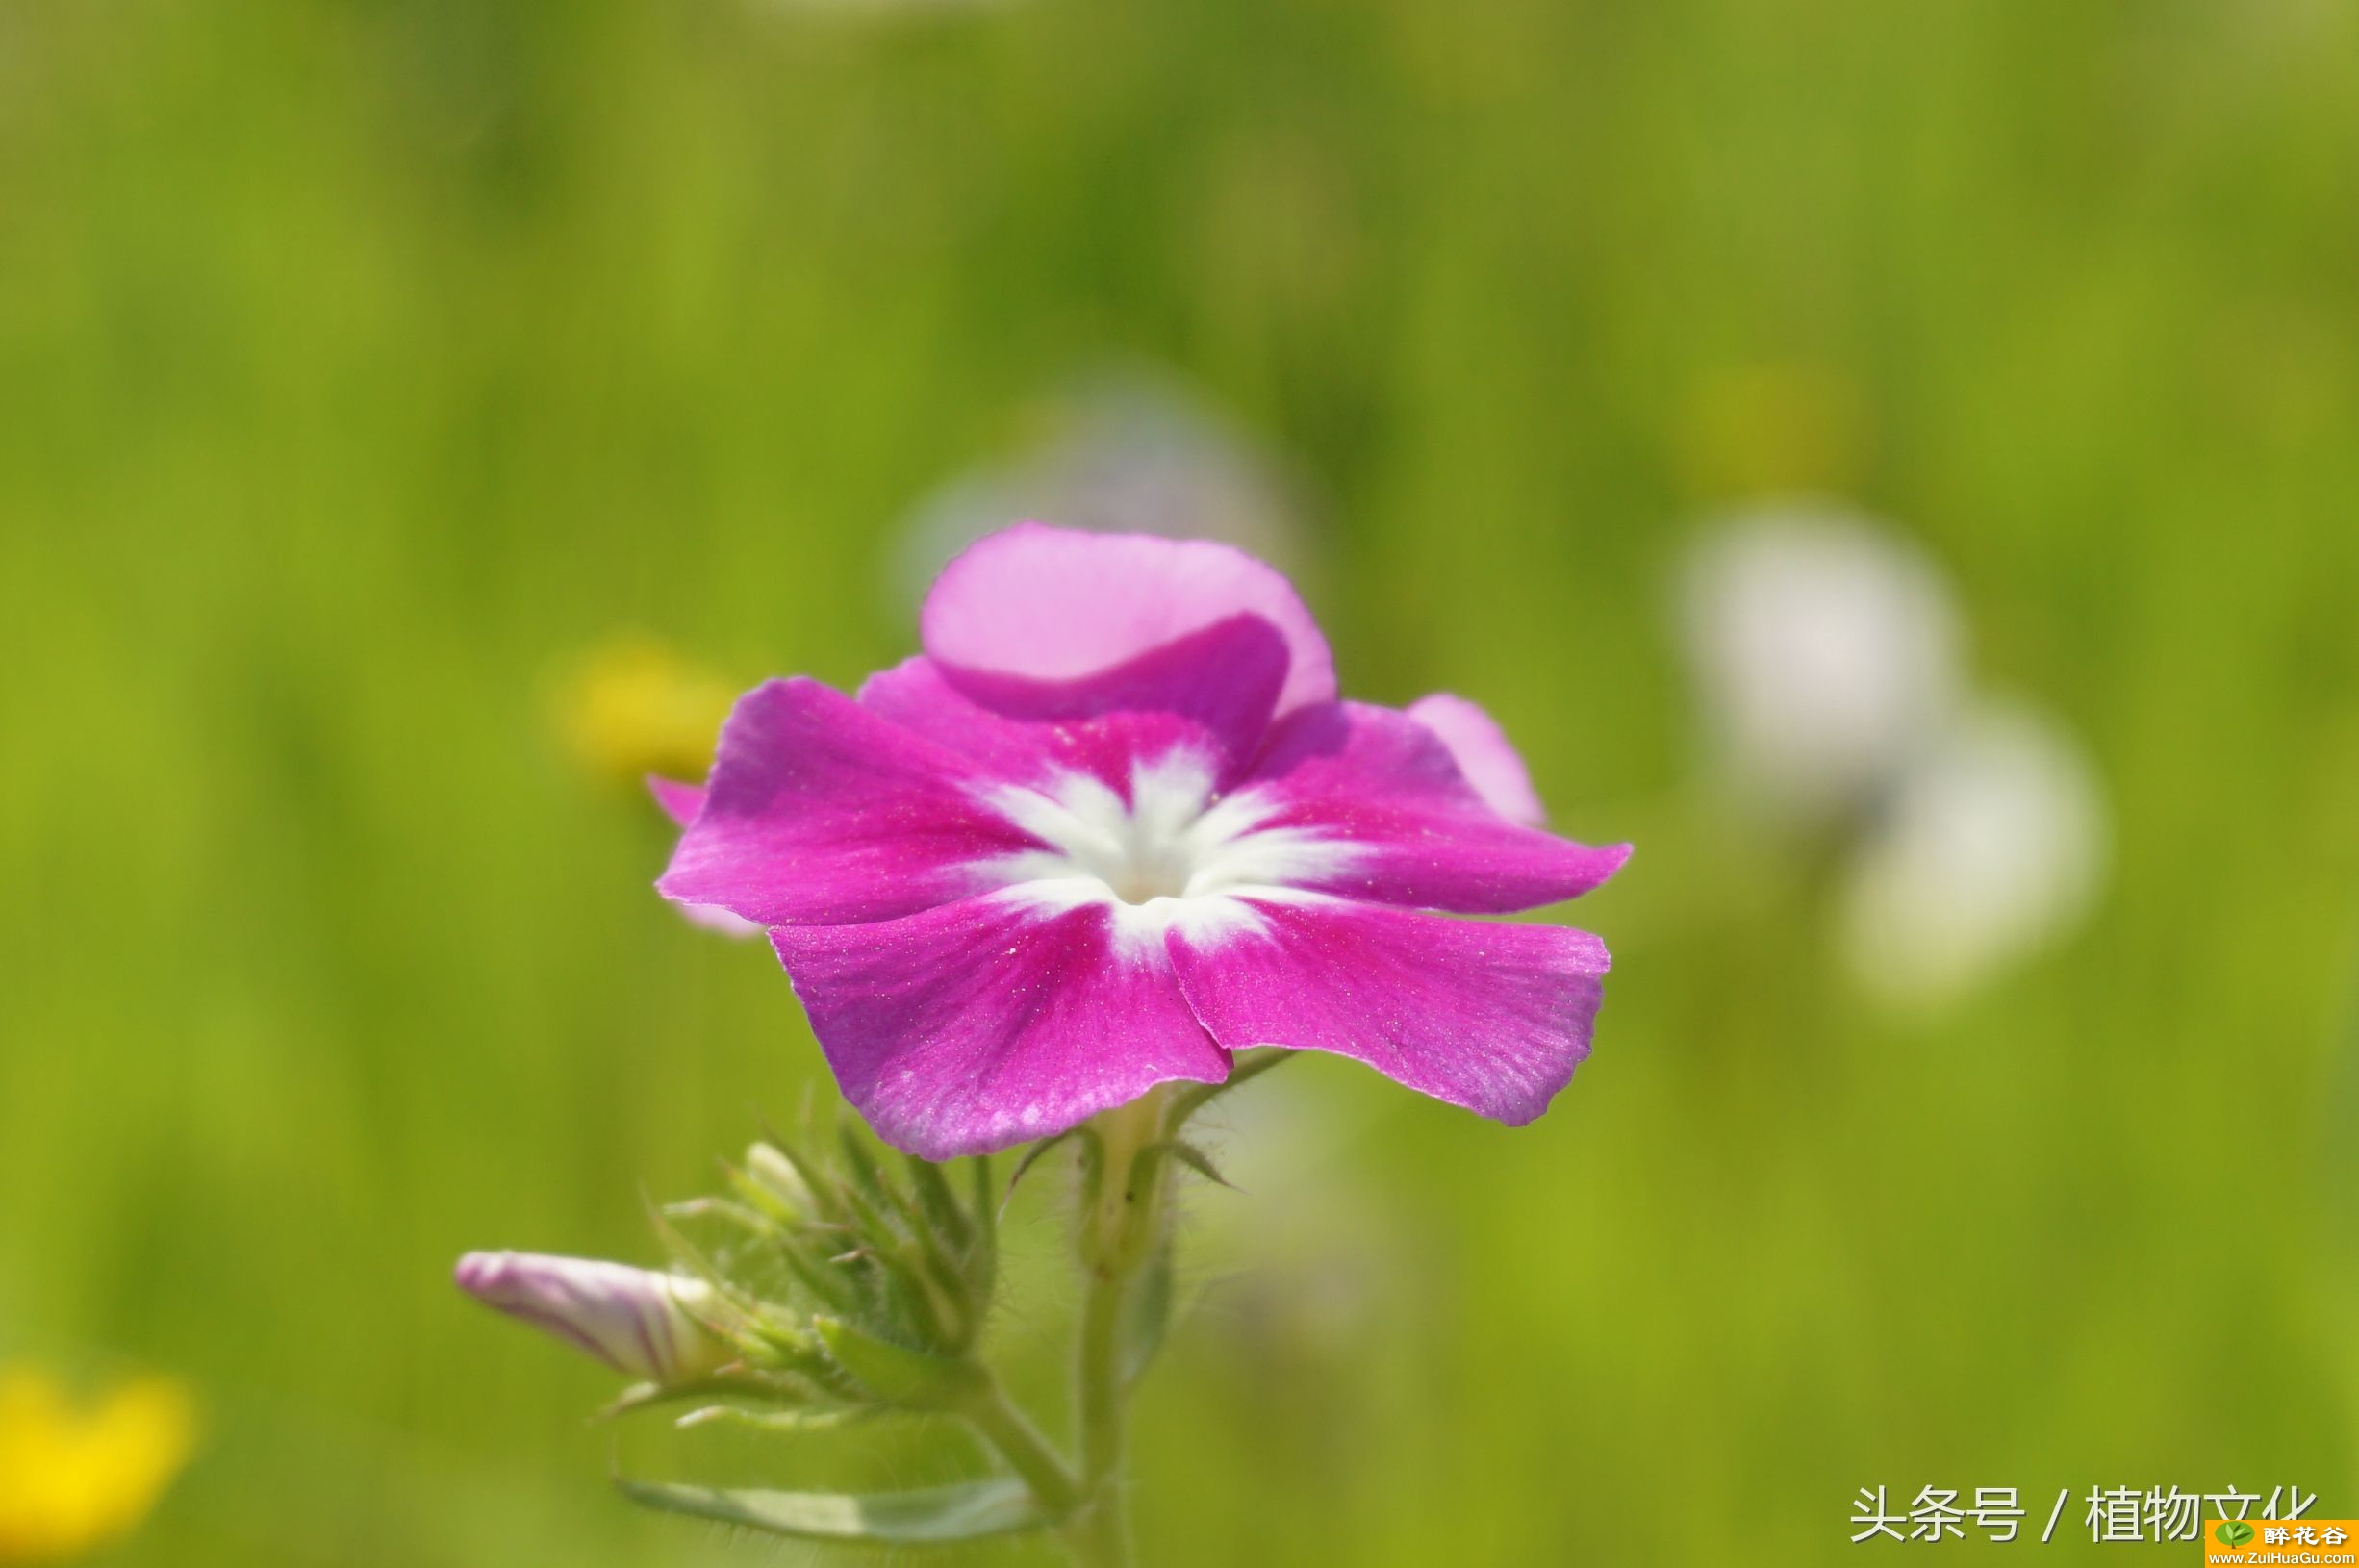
[454,1252,731,1385]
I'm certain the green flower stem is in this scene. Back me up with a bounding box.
[1064,1261,1135,1565]
[962,1378,1082,1519]
[1061,1091,1177,1567]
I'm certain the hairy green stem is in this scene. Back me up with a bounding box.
[1059,1091,1175,1567]
[963,1378,1081,1518]
[1063,1263,1132,1564]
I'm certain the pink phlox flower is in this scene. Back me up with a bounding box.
[649,523,1628,1157]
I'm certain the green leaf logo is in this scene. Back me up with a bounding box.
[2217,1519,2256,1547]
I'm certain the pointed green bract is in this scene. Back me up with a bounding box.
[1148,1138,1238,1191]
[1167,1047,1297,1125]
[1002,1126,1085,1212]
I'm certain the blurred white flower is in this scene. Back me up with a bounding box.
[1838,700,2107,1003]
[1679,505,1965,821]
[891,371,1310,611]
[1677,504,2110,1001]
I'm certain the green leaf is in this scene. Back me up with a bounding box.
[813,1317,982,1409]
[619,1476,1048,1543]
[672,1404,863,1435]
[2217,1519,2256,1547]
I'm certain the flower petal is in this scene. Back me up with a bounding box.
[919,521,1335,720]
[1407,694,1547,827]
[646,778,763,936]
[647,775,705,826]
[657,679,1044,926]
[1166,898,1608,1125]
[858,613,1288,794]
[1240,702,1628,912]
[771,896,1230,1158]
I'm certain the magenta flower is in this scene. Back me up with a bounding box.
[652,523,1628,1159]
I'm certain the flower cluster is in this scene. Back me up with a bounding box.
[458,1120,1007,1428]
[456,1105,1259,1551]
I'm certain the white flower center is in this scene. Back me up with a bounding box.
[971,751,1353,952]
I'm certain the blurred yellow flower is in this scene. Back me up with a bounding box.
[553,636,738,788]
[0,1368,196,1564]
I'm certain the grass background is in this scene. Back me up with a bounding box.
[4,0,2357,1560]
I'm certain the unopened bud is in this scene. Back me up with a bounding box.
[744,1142,815,1218]
[454,1252,733,1385]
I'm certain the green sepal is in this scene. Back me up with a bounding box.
[596,1368,824,1422]
[618,1477,1047,1543]
[813,1317,983,1410]
[644,1203,817,1368]
[834,1119,892,1206]
[902,1154,973,1254]
[1168,1048,1296,1126]
[770,1228,867,1317]
[1002,1127,1090,1214]
[964,1155,997,1302]
[829,1177,963,1349]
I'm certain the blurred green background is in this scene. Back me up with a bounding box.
[5,0,2358,1561]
